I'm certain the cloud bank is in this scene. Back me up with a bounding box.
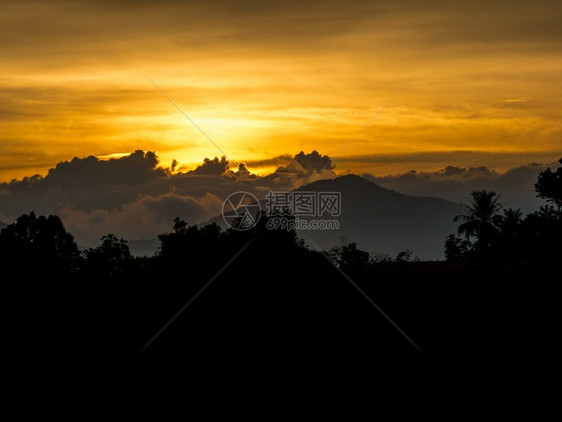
[363,160,561,214]
[0,150,335,246]
[1,148,557,249]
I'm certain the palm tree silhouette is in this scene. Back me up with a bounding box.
[454,190,503,255]
[500,208,522,234]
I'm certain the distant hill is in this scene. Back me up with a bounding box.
[212,174,462,259]
[294,174,462,259]
[0,220,7,231]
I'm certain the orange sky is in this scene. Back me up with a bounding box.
[1,0,561,182]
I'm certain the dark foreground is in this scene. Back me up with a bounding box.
[5,235,557,377]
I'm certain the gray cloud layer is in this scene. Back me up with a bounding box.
[363,160,561,214]
[1,148,558,247]
[0,150,335,245]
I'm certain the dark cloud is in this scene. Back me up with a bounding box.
[45,150,165,187]
[278,151,334,174]
[185,156,258,180]
[188,156,230,176]
[363,160,562,214]
[261,150,336,190]
[224,163,257,181]
[0,150,335,245]
[0,151,168,214]
[2,148,557,247]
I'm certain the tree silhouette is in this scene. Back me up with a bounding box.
[395,249,414,263]
[454,190,503,256]
[535,158,562,209]
[521,204,562,261]
[158,217,224,262]
[493,208,523,260]
[329,242,371,269]
[84,234,132,277]
[498,208,522,239]
[444,234,469,262]
[0,212,79,274]
[445,165,562,262]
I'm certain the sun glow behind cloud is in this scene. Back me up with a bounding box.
[0,0,561,181]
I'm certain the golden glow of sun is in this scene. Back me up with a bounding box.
[0,1,561,182]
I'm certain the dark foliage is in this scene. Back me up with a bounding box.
[445,158,562,263]
[535,158,562,209]
[444,234,470,262]
[83,234,133,278]
[1,161,560,375]
[0,212,79,276]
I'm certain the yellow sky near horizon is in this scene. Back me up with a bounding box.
[1,0,561,182]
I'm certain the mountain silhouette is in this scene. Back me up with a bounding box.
[215,174,462,259]
[119,174,462,258]
[297,174,462,259]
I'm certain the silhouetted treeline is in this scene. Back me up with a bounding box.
[2,158,558,279]
[1,159,560,373]
[444,158,562,262]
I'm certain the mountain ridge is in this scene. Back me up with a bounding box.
[289,174,461,259]
[298,173,457,203]
[92,174,462,259]
[214,174,462,259]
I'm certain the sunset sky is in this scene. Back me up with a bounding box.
[1,0,561,182]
